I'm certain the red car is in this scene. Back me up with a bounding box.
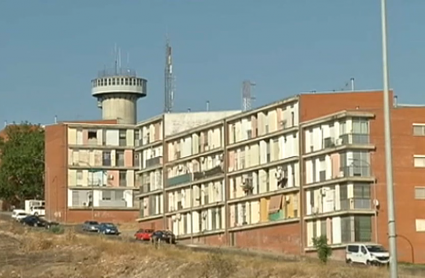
[134,228,154,241]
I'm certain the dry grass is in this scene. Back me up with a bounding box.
[0,220,422,278]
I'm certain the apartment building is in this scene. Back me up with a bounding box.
[136,89,425,263]
[45,120,140,223]
[301,111,376,250]
[44,110,240,224]
[134,111,240,230]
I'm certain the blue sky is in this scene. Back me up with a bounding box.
[0,0,423,125]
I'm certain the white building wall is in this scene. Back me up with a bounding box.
[332,217,342,244]
[163,111,240,137]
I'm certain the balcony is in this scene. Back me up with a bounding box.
[140,183,151,193]
[193,166,224,181]
[339,133,369,145]
[146,156,163,168]
[340,165,371,178]
[340,198,372,210]
[167,173,193,187]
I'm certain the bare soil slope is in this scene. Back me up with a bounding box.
[0,220,419,278]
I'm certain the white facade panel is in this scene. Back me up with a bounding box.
[76,129,83,145]
[68,128,77,145]
[105,130,119,146]
[67,189,73,207]
[124,190,133,207]
[332,217,342,244]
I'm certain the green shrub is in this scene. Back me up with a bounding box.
[49,225,65,234]
[312,235,332,264]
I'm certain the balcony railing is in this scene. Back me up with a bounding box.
[140,183,151,193]
[167,173,193,187]
[340,198,372,210]
[339,133,370,145]
[146,156,162,168]
[340,165,371,178]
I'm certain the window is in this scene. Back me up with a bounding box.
[415,187,425,200]
[347,245,359,253]
[88,130,97,140]
[119,129,127,146]
[134,129,140,146]
[116,151,124,166]
[414,156,425,167]
[413,125,425,136]
[241,203,247,224]
[415,219,425,232]
[354,216,372,242]
[339,121,346,135]
[103,151,111,166]
[115,190,124,200]
[320,220,327,238]
[353,183,371,199]
[76,171,83,186]
[341,216,352,243]
[102,191,112,200]
[352,118,369,134]
[119,170,126,187]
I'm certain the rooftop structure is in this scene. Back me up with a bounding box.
[91,66,147,125]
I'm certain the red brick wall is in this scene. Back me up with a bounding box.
[44,123,68,222]
[138,218,165,230]
[389,107,425,263]
[66,209,139,224]
[231,222,301,255]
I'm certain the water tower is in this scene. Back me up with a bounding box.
[91,66,147,124]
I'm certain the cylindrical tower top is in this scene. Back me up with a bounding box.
[91,67,147,98]
[91,67,148,125]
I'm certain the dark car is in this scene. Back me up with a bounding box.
[98,223,120,235]
[151,230,176,244]
[82,221,99,232]
[20,215,58,229]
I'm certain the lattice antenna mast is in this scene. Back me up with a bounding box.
[242,80,256,111]
[164,38,174,113]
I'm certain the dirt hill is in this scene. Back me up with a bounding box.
[0,220,419,278]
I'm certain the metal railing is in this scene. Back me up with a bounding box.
[97,68,137,78]
[340,165,371,177]
[340,198,372,210]
[340,133,370,145]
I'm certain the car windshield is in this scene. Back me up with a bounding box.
[18,213,27,216]
[104,223,115,228]
[366,245,387,252]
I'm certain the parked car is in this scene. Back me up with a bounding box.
[11,209,26,220]
[151,230,176,244]
[14,212,28,222]
[98,223,120,235]
[20,215,58,229]
[346,243,390,266]
[134,228,154,241]
[82,221,99,232]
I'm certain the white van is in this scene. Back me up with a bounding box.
[346,243,390,266]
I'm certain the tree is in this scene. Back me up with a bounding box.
[0,122,44,207]
[312,235,332,264]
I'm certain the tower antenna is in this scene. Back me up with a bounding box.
[164,37,175,113]
[242,80,256,111]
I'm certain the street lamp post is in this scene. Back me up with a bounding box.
[380,0,399,275]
